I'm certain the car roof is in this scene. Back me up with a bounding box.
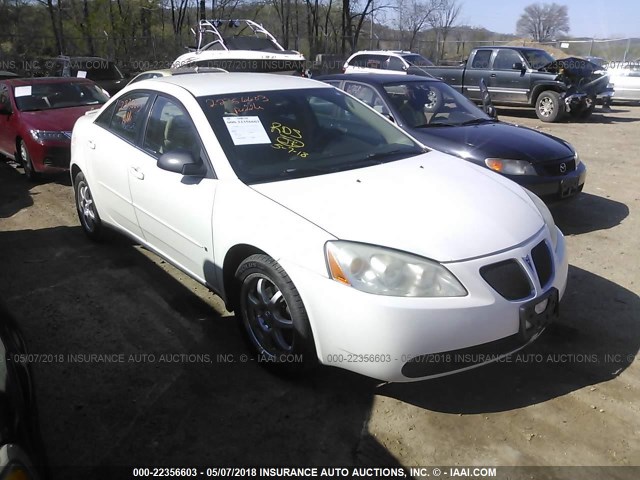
[317,73,440,85]
[1,77,96,87]
[350,50,419,56]
[148,72,331,96]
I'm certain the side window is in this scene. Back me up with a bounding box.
[107,92,152,144]
[493,50,523,70]
[387,57,405,71]
[143,95,202,162]
[471,50,493,69]
[344,83,388,114]
[0,84,11,112]
[94,101,117,128]
[349,55,369,67]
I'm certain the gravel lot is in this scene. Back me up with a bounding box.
[0,105,638,479]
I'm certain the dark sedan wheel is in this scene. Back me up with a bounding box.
[236,254,317,375]
[535,91,564,123]
[18,140,39,181]
[74,171,104,241]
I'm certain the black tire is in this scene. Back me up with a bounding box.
[535,91,564,122]
[235,254,317,375]
[73,171,104,241]
[18,139,39,181]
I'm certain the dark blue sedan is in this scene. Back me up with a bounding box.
[317,73,586,201]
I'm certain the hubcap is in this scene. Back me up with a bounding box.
[539,97,554,117]
[78,182,97,231]
[244,276,293,357]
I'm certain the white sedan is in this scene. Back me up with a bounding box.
[70,73,568,382]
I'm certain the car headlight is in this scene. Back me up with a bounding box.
[484,158,536,175]
[525,190,558,250]
[562,141,580,167]
[325,241,467,297]
[29,129,71,144]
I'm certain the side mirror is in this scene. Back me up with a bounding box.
[512,62,524,70]
[157,151,205,176]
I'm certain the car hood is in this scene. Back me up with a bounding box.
[251,152,544,262]
[20,105,101,131]
[408,121,573,164]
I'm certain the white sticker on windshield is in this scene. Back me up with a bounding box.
[77,70,88,78]
[223,116,271,145]
[14,86,32,97]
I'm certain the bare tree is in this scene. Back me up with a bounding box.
[404,0,442,51]
[516,2,569,42]
[429,0,460,62]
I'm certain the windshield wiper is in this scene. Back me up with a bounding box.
[365,148,422,162]
[415,122,457,128]
[458,118,496,126]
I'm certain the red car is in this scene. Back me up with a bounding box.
[0,77,109,179]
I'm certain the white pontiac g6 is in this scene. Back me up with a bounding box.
[70,73,568,382]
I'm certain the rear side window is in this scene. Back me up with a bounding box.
[104,92,153,144]
[349,55,387,69]
[387,57,406,71]
[471,50,493,69]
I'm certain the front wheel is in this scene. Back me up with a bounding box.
[235,254,317,375]
[73,171,104,241]
[535,91,564,123]
[18,139,39,181]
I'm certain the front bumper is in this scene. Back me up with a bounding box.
[282,226,568,382]
[27,140,71,173]
[508,162,587,202]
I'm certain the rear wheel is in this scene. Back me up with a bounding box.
[18,139,39,181]
[235,254,317,375]
[74,171,104,241]
[535,91,564,123]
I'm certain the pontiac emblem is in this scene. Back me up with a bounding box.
[523,255,534,271]
[559,162,567,173]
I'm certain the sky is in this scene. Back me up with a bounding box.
[459,0,640,39]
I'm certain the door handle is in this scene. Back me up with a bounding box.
[490,73,497,78]
[129,167,144,180]
[88,140,95,149]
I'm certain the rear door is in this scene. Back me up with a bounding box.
[88,91,153,237]
[128,94,216,283]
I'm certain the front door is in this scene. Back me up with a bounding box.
[128,94,216,283]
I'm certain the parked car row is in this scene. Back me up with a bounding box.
[343,47,616,122]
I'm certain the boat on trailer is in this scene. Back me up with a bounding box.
[172,19,307,75]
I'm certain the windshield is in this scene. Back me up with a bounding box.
[383,81,492,128]
[198,87,423,184]
[14,82,109,112]
[522,50,555,69]
[402,54,434,67]
[69,61,124,81]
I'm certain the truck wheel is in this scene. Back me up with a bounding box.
[535,91,563,122]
